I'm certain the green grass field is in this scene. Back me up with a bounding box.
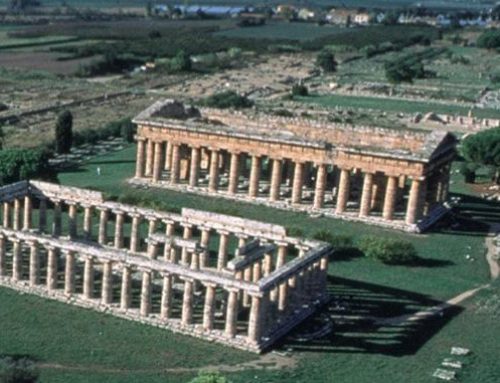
[1,144,498,383]
[298,94,500,119]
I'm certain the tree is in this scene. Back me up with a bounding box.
[55,110,73,154]
[0,148,55,186]
[477,29,500,50]
[189,371,229,383]
[461,127,500,184]
[315,50,337,73]
[169,50,191,72]
[291,83,308,97]
[385,57,425,84]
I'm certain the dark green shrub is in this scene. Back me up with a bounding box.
[316,49,337,72]
[0,149,56,186]
[477,29,500,50]
[313,230,352,248]
[291,83,308,97]
[0,356,38,383]
[359,236,418,265]
[459,162,478,184]
[202,91,253,109]
[287,227,304,238]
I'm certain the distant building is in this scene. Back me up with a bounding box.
[326,8,355,25]
[353,12,370,25]
[297,8,316,21]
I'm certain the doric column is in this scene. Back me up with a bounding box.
[11,240,21,281]
[248,294,263,343]
[189,146,201,187]
[181,279,194,326]
[129,215,141,252]
[68,203,78,238]
[406,178,425,225]
[200,228,210,248]
[225,289,239,338]
[148,218,157,237]
[248,155,261,198]
[101,261,113,304]
[160,273,173,320]
[46,247,57,290]
[140,270,152,316]
[278,280,288,311]
[269,158,283,202]
[336,168,351,214]
[228,152,240,195]
[359,172,374,217]
[208,149,220,192]
[202,283,216,331]
[181,225,193,265]
[263,253,273,276]
[382,176,398,220]
[64,251,75,295]
[0,235,6,276]
[152,141,163,182]
[217,231,229,270]
[13,198,21,231]
[135,138,146,178]
[313,164,327,209]
[237,235,247,248]
[2,202,10,228]
[164,142,172,170]
[276,243,287,270]
[242,267,253,308]
[23,195,32,230]
[252,261,261,282]
[83,206,92,240]
[170,144,181,184]
[145,139,154,177]
[114,212,124,249]
[28,241,40,286]
[38,198,47,233]
[120,266,132,310]
[291,162,304,204]
[98,209,109,245]
[83,256,94,299]
[147,240,159,260]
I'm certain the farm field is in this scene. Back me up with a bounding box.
[0,143,496,383]
[297,94,500,119]
[214,22,346,41]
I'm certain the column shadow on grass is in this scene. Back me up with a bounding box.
[429,193,500,237]
[276,275,462,357]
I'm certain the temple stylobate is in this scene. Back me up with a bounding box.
[132,100,457,232]
[0,180,331,353]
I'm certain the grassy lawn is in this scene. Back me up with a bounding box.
[1,144,497,382]
[298,94,500,119]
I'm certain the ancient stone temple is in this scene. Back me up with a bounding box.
[0,180,331,353]
[132,100,457,232]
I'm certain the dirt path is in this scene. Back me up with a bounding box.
[38,352,297,375]
[377,227,499,327]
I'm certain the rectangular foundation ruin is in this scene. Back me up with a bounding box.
[0,180,332,353]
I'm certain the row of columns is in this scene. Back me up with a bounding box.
[0,234,281,344]
[135,138,453,225]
